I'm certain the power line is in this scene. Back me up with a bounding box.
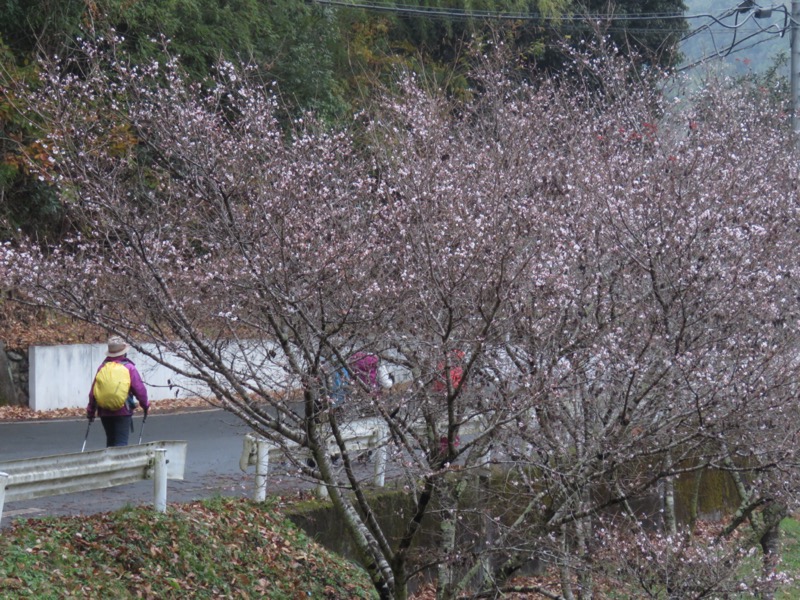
[312,0,699,22]
[678,3,791,70]
[679,33,787,70]
[312,0,793,69]
[311,0,791,42]
[311,0,777,25]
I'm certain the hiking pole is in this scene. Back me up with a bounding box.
[81,419,93,452]
[138,413,147,445]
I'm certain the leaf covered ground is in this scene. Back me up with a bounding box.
[0,396,213,422]
[0,497,378,599]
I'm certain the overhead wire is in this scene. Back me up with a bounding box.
[681,4,788,41]
[311,0,774,25]
[678,33,787,71]
[310,0,794,70]
[676,3,790,70]
[312,0,699,21]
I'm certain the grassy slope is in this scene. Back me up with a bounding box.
[777,518,800,599]
[3,496,799,599]
[0,497,377,599]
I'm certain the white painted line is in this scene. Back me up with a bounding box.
[3,507,43,517]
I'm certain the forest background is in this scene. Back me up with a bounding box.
[1,0,792,246]
[0,0,697,246]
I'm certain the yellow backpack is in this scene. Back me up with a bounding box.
[92,361,132,410]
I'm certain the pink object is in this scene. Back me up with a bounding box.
[350,352,381,393]
[439,435,461,454]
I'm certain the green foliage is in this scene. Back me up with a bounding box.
[376,0,572,65]
[332,0,579,102]
[94,0,348,119]
[0,0,86,56]
[0,0,350,119]
[353,0,688,96]
[0,34,65,241]
[777,518,800,598]
[553,0,688,68]
[0,497,378,599]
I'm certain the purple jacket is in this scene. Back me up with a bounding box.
[86,356,150,418]
[350,352,381,394]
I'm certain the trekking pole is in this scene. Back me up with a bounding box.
[81,419,92,452]
[138,413,147,445]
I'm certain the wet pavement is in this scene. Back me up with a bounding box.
[1,409,270,527]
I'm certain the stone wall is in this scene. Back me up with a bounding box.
[0,342,28,406]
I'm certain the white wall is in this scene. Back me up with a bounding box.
[28,341,412,412]
[29,343,208,412]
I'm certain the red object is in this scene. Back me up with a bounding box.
[439,435,460,454]
[432,350,465,394]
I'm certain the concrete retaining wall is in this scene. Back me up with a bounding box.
[23,341,411,412]
[28,343,211,412]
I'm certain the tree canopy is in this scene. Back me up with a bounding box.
[0,0,691,241]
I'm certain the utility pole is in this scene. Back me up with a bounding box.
[792,1,800,142]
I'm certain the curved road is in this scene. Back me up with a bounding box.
[0,409,298,528]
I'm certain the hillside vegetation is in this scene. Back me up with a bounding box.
[4,495,800,599]
[0,0,687,243]
[0,497,377,599]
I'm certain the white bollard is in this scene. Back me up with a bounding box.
[153,449,167,513]
[254,438,269,502]
[0,472,7,526]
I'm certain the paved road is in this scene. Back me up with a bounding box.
[0,409,287,527]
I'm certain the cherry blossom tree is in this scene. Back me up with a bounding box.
[3,38,800,599]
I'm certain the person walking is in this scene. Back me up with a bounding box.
[350,351,393,398]
[86,336,149,447]
[433,349,465,455]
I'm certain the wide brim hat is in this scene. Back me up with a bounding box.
[106,336,129,357]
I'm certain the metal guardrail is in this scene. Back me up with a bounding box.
[239,413,493,500]
[240,419,389,500]
[0,441,187,525]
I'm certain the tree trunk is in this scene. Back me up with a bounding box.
[437,506,458,600]
[758,503,787,600]
[662,452,677,537]
[436,478,469,600]
[576,517,593,600]
[559,524,576,600]
[318,453,400,599]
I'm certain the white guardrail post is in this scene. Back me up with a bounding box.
[0,472,8,526]
[373,424,389,488]
[241,421,390,501]
[153,449,168,513]
[255,438,269,503]
[0,441,187,526]
[240,434,276,502]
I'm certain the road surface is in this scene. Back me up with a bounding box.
[0,409,305,528]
